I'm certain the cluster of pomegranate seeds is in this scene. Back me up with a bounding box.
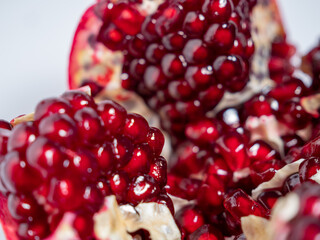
[97,0,256,138]
[0,90,171,239]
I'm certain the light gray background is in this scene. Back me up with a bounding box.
[0,0,319,239]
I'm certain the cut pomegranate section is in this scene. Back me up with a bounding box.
[0,89,179,240]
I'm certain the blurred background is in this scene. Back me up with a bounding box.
[0,0,319,239]
[0,0,320,121]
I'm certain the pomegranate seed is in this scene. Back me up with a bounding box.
[145,43,166,64]
[170,142,210,176]
[7,194,42,222]
[146,127,165,156]
[278,99,312,130]
[0,129,11,155]
[205,154,231,185]
[61,90,96,110]
[213,55,248,92]
[0,120,12,130]
[183,39,209,64]
[91,142,115,173]
[188,224,224,240]
[110,3,144,35]
[282,134,304,155]
[74,107,104,143]
[124,113,149,144]
[185,119,220,145]
[7,122,37,152]
[202,0,233,22]
[166,174,201,200]
[98,100,127,136]
[197,183,225,212]
[224,189,268,220]
[149,156,167,187]
[251,160,285,186]
[162,31,187,51]
[122,144,152,177]
[108,171,129,202]
[34,97,72,122]
[175,205,205,235]
[204,22,236,52]
[257,190,282,209]
[98,23,125,51]
[155,4,184,36]
[185,65,214,90]
[128,34,147,57]
[282,173,301,194]
[216,132,249,171]
[248,140,280,163]
[46,177,83,211]
[183,12,206,37]
[38,114,78,147]
[1,152,42,193]
[26,137,66,174]
[73,213,94,239]
[18,221,49,240]
[127,174,160,205]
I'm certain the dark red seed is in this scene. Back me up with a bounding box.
[7,122,37,152]
[185,65,214,90]
[38,114,78,147]
[146,127,165,156]
[1,152,42,193]
[149,156,167,187]
[34,97,72,122]
[7,194,41,222]
[26,137,66,174]
[127,174,160,205]
[123,113,149,144]
[0,120,12,130]
[97,100,127,136]
[74,107,104,143]
[122,144,152,177]
[183,12,206,37]
[202,0,233,22]
[175,205,205,235]
[108,171,129,202]
[61,90,96,110]
[204,22,236,52]
[188,224,224,240]
[257,190,282,209]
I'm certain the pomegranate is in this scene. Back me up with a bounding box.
[0,89,180,240]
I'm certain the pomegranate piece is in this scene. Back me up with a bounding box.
[0,90,172,239]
